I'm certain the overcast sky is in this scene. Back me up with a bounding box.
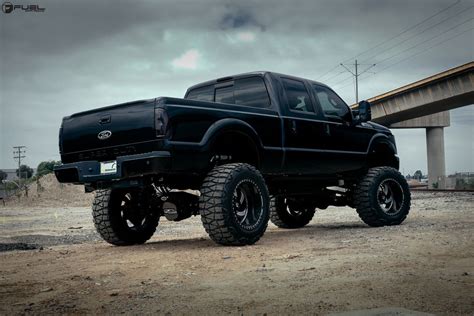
[1,0,473,175]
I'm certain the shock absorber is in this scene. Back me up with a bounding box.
[151,184,179,220]
[152,183,170,199]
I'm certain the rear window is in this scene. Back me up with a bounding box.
[186,76,271,108]
[215,85,235,104]
[186,85,213,102]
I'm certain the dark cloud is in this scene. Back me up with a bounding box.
[219,5,266,31]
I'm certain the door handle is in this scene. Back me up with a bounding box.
[324,124,331,136]
[290,120,297,134]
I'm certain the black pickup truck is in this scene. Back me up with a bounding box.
[55,71,410,246]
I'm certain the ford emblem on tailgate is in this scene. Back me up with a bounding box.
[98,130,112,140]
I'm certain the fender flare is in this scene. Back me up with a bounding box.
[367,133,397,155]
[200,118,264,166]
[201,118,264,150]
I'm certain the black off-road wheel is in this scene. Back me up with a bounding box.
[92,189,159,246]
[354,166,411,227]
[199,163,270,246]
[270,197,315,229]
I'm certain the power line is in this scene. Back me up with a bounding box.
[358,5,473,64]
[341,0,462,64]
[333,20,473,89]
[322,70,348,83]
[329,73,354,88]
[318,64,342,81]
[337,27,474,90]
[319,0,462,80]
[321,0,470,95]
[374,17,473,65]
[368,28,473,79]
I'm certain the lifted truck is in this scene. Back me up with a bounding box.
[55,72,410,246]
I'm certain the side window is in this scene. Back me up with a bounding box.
[281,78,314,113]
[187,76,271,108]
[312,85,351,120]
[215,85,234,104]
[186,85,214,102]
[234,77,271,108]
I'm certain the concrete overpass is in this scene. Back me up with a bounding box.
[357,62,474,189]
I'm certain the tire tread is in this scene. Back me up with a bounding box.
[353,166,411,227]
[199,163,269,246]
[92,189,158,246]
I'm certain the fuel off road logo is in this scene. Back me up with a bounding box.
[2,2,45,13]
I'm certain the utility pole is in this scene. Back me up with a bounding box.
[355,60,358,103]
[13,146,27,197]
[340,60,376,103]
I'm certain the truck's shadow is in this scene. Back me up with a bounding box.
[139,221,369,251]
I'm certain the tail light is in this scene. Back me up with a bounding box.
[154,108,169,137]
[58,122,64,154]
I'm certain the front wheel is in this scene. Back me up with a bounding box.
[199,163,270,246]
[353,166,411,227]
[92,189,160,246]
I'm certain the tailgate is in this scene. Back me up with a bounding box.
[60,99,157,163]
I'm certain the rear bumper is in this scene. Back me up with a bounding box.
[54,151,171,184]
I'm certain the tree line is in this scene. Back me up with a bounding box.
[0,160,61,182]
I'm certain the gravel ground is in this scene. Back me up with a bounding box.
[0,191,473,315]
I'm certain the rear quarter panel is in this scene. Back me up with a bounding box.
[158,97,283,173]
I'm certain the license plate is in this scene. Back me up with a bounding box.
[100,161,117,174]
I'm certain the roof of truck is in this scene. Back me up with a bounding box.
[185,71,329,94]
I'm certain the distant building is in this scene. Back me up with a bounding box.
[1,169,20,181]
[0,168,37,181]
[446,172,474,190]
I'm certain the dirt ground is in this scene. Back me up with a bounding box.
[0,191,473,315]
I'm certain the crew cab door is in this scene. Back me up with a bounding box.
[279,77,330,174]
[310,84,373,173]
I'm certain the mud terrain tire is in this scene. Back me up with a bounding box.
[92,189,159,246]
[199,163,270,246]
[354,167,411,227]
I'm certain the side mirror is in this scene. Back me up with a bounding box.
[358,100,372,122]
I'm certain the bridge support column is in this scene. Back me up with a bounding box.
[426,127,446,189]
